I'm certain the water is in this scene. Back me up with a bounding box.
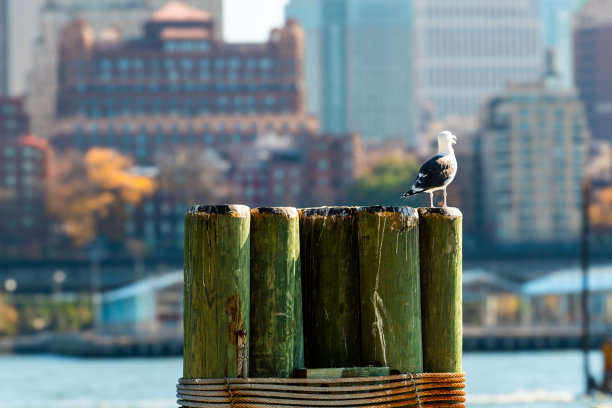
[1,351,611,407]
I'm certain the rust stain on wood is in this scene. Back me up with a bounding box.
[226,295,245,345]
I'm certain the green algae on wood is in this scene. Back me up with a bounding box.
[183,204,250,379]
[418,207,463,373]
[299,207,361,368]
[249,207,303,377]
[293,366,390,379]
[358,206,422,373]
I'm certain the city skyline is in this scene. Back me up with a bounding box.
[6,0,288,96]
[0,0,610,259]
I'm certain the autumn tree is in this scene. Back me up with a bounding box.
[47,148,157,247]
[590,186,612,232]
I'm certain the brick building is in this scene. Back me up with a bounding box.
[57,3,305,119]
[50,115,360,252]
[50,3,360,253]
[0,98,50,256]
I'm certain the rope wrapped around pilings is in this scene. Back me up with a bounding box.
[177,372,466,408]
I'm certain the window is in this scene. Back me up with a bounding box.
[274,169,285,180]
[3,147,15,157]
[4,175,16,186]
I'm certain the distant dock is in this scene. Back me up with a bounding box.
[463,326,609,351]
[0,332,182,357]
[1,326,607,357]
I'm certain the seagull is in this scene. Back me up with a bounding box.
[402,131,458,207]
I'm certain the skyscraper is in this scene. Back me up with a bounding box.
[26,0,222,139]
[0,0,8,95]
[414,0,543,121]
[285,0,415,144]
[574,0,612,141]
[479,81,589,245]
[541,0,586,89]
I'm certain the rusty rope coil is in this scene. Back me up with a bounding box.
[177,372,466,408]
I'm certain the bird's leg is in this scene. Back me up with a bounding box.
[443,187,447,207]
[429,192,434,207]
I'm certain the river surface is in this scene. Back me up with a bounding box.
[1,350,612,407]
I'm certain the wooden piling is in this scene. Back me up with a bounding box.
[418,207,463,373]
[299,207,361,368]
[249,207,302,377]
[183,204,250,379]
[358,206,422,373]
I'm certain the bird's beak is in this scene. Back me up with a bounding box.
[452,135,457,145]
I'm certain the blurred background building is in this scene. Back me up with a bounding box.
[479,80,589,246]
[0,0,7,95]
[43,2,358,256]
[0,98,49,257]
[540,0,587,90]
[285,0,415,144]
[26,0,223,139]
[574,0,612,142]
[413,0,543,123]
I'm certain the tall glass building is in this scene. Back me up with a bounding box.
[574,0,612,141]
[286,0,415,144]
[541,0,587,89]
[414,0,543,121]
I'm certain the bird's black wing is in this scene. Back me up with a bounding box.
[404,155,455,196]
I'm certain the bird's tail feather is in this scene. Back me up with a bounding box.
[401,189,419,198]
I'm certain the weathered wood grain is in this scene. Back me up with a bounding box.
[183,204,250,379]
[249,207,302,377]
[418,207,463,373]
[358,206,423,373]
[299,207,361,368]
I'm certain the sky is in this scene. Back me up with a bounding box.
[8,0,289,95]
[224,0,289,43]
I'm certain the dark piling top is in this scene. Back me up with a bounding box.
[189,204,250,217]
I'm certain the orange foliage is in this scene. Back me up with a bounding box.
[48,148,157,247]
[85,149,156,202]
[590,186,612,229]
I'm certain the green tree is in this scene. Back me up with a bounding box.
[349,155,426,207]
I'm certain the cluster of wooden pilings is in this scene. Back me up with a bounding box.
[183,205,462,379]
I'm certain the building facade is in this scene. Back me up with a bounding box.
[285,0,415,144]
[414,0,543,121]
[50,5,360,253]
[0,98,50,257]
[57,8,305,119]
[26,0,223,139]
[479,81,589,245]
[0,0,8,95]
[51,116,359,251]
[574,0,612,141]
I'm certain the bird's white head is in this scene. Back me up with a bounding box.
[437,131,457,155]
